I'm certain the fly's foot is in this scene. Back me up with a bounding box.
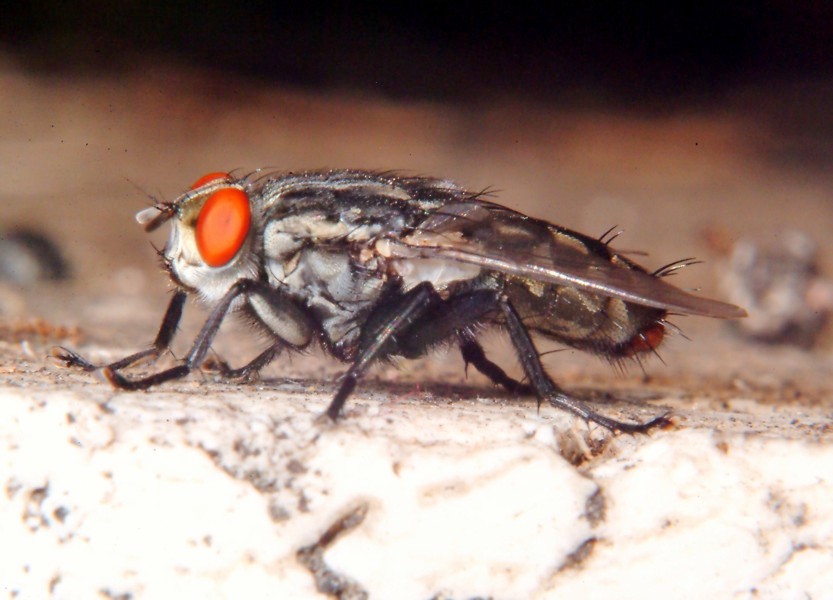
[101,363,190,391]
[200,356,261,383]
[199,356,225,372]
[200,356,237,377]
[546,390,672,434]
[622,412,672,433]
[101,366,152,390]
[584,409,673,434]
[49,346,97,372]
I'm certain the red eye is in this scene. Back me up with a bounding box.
[191,172,231,190]
[195,188,251,267]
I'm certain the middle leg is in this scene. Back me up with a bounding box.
[381,287,531,394]
[458,335,533,396]
[326,282,441,420]
[326,285,526,419]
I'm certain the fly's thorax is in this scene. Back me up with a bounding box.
[258,212,389,347]
[264,243,388,345]
[161,175,261,304]
[260,207,396,291]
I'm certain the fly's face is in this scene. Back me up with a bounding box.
[137,173,261,303]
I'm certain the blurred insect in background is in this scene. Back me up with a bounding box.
[54,170,746,432]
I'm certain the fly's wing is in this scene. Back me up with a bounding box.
[392,201,746,319]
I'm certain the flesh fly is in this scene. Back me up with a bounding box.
[54,170,746,432]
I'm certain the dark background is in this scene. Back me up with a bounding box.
[3,1,833,290]
[3,2,832,109]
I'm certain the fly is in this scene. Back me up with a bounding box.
[53,170,747,432]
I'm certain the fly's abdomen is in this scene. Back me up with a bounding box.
[505,278,666,359]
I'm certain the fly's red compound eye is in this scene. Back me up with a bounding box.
[190,172,231,189]
[195,187,251,267]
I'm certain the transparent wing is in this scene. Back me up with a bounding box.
[393,202,746,319]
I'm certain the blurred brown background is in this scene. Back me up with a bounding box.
[2,2,832,392]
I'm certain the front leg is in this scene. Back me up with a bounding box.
[102,280,261,390]
[51,289,187,372]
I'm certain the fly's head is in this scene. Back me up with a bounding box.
[135,172,261,302]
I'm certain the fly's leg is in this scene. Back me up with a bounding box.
[395,288,664,430]
[51,290,187,372]
[326,282,440,420]
[103,280,259,390]
[201,343,283,382]
[326,285,531,419]
[458,336,533,396]
[498,295,668,433]
[384,287,532,395]
[325,281,666,431]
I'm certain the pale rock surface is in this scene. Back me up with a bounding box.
[2,377,831,600]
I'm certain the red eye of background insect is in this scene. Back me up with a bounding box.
[195,186,251,267]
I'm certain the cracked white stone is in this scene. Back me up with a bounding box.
[317,435,596,598]
[2,386,832,599]
[551,431,833,598]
